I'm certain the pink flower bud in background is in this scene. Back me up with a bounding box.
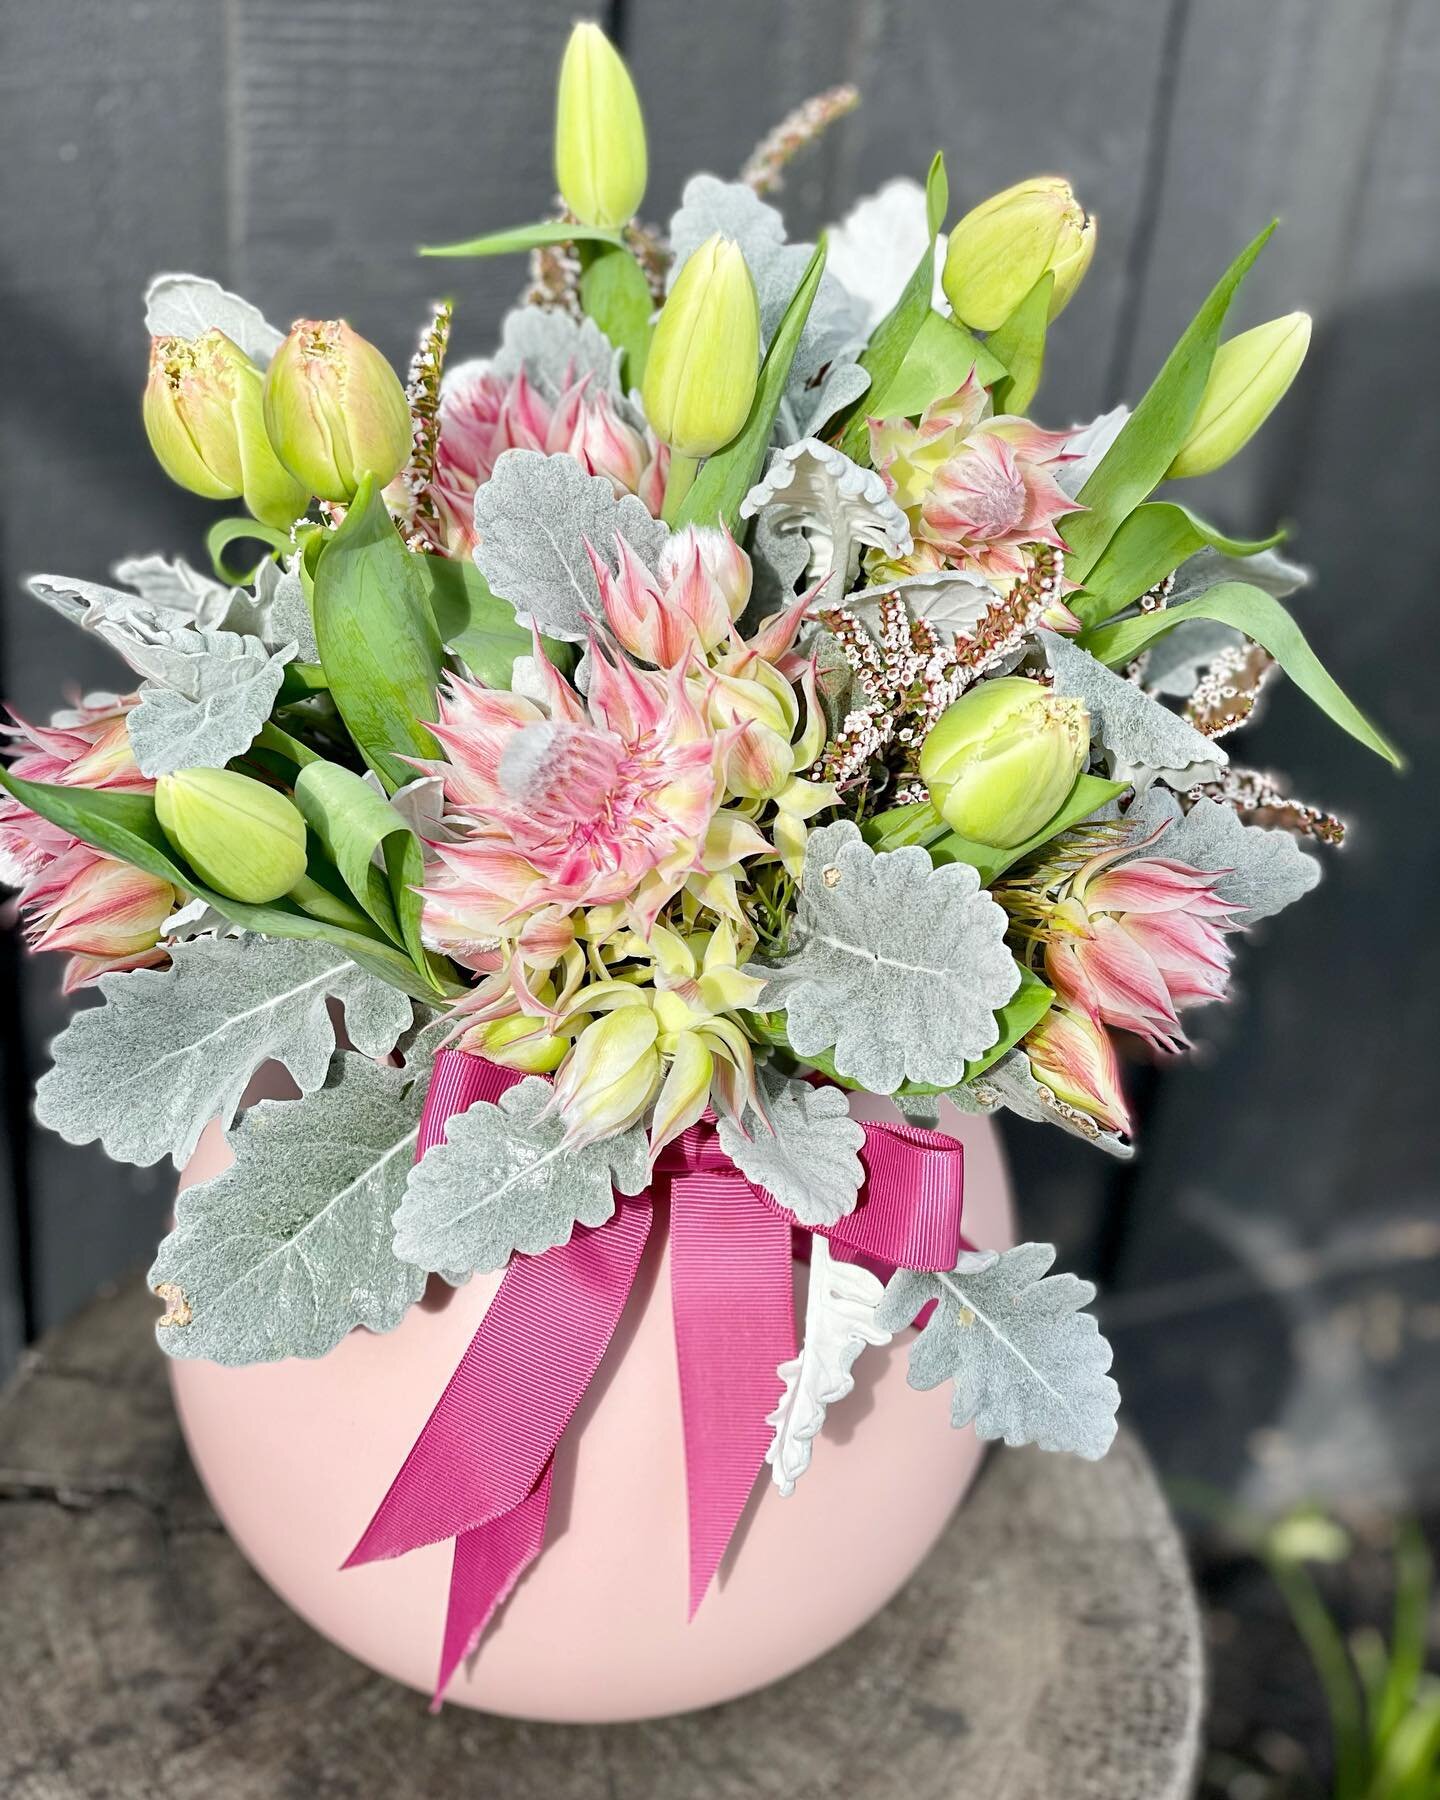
[1,697,177,992]
[1023,1004,1131,1138]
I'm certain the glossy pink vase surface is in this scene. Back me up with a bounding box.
[169,1091,1015,1722]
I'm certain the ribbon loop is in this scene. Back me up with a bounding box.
[344,1050,967,1704]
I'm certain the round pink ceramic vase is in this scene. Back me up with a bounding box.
[169,1090,1015,1723]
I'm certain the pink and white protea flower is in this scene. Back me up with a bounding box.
[1,697,178,992]
[417,637,727,965]
[1024,1004,1132,1137]
[589,524,751,666]
[428,362,667,554]
[868,369,1082,583]
[1041,830,1239,1052]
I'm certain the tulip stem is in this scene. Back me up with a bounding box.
[660,454,699,525]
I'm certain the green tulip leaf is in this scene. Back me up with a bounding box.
[311,475,445,792]
[414,554,538,688]
[677,238,828,534]
[834,153,950,458]
[293,759,436,986]
[579,243,654,385]
[1062,223,1276,582]
[0,768,455,999]
[929,774,1132,886]
[1074,501,1285,627]
[860,311,1005,427]
[1078,581,1401,767]
[420,220,627,258]
[986,271,1054,415]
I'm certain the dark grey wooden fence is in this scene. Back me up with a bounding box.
[2,0,1436,1504]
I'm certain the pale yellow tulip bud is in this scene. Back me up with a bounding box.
[942,176,1096,331]
[1166,312,1311,480]
[154,766,308,903]
[262,319,411,502]
[643,235,760,460]
[920,677,1089,847]
[554,22,647,230]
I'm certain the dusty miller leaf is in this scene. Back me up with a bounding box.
[35,937,413,1169]
[490,305,621,396]
[1168,543,1310,607]
[1125,788,1321,923]
[144,272,284,365]
[1043,629,1226,790]
[846,569,997,640]
[1139,619,1246,698]
[392,1075,648,1275]
[716,1064,865,1226]
[148,1049,431,1365]
[471,449,668,641]
[739,438,910,589]
[1056,407,1129,498]
[757,821,1019,1094]
[826,176,934,333]
[877,1242,1120,1458]
[766,1240,892,1496]
[127,627,293,776]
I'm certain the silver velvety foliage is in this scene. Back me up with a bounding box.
[1043,630,1226,790]
[758,821,1019,1094]
[1124,787,1320,923]
[716,1063,866,1226]
[126,626,293,777]
[877,1243,1120,1459]
[766,1240,892,1496]
[143,272,284,366]
[391,1076,649,1275]
[471,449,668,641]
[739,438,911,589]
[490,305,621,397]
[148,1049,431,1364]
[35,938,413,1169]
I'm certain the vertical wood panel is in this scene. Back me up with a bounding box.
[1105,0,1440,1505]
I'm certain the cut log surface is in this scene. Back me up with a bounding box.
[0,1280,1202,1800]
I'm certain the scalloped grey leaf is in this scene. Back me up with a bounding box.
[846,569,997,639]
[144,272,283,365]
[148,1049,430,1365]
[746,508,813,619]
[392,1075,648,1275]
[1168,543,1310,608]
[758,821,1019,1094]
[471,449,668,641]
[877,1242,1120,1458]
[35,938,413,1169]
[826,176,933,332]
[127,627,293,777]
[716,1064,865,1226]
[1043,629,1227,790]
[1124,788,1321,923]
[953,1049,1135,1160]
[1139,619,1245,697]
[786,358,870,441]
[111,554,235,632]
[740,439,910,589]
[490,305,621,397]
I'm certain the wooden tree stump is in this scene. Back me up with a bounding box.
[0,1281,1202,1799]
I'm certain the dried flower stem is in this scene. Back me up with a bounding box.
[741,86,861,195]
[1191,765,1347,846]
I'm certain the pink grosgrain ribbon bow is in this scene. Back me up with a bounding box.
[344,1049,966,1706]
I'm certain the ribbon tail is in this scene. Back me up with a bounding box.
[670,1173,795,1620]
[431,1462,554,1711]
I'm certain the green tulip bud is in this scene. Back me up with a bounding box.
[262,319,412,502]
[942,176,1096,331]
[554,22,647,230]
[143,330,310,529]
[919,676,1090,847]
[474,1011,569,1075]
[1166,311,1311,480]
[642,235,760,461]
[154,767,308,904]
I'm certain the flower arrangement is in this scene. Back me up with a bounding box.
[1,22,1397,1704]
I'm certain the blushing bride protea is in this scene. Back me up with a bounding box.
[0,697,178,992]
[427,362,667,554]
[868,368,1082,583]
